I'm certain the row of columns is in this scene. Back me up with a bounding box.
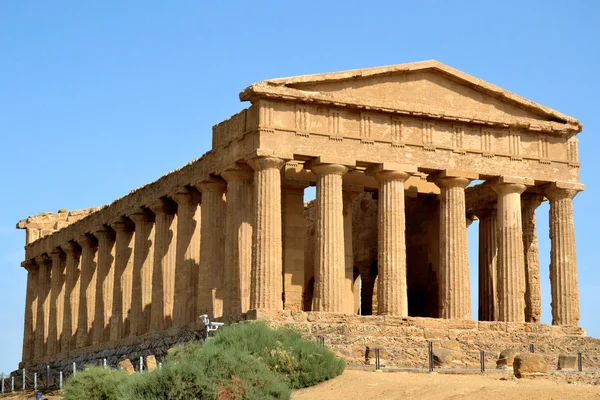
[475,179,582,325]
[21,157,583,365]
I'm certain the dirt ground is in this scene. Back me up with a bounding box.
[1,370,599,399]
[293,369,600,400]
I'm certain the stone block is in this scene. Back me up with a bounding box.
[118,359,135,374]
[558,354,577,370]
[496,348,520,369]
[423,328,448,339]
[432,348,463,367]
[513,353,548,378]
[146,355,157,371]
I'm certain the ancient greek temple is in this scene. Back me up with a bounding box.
[16,60,584,367]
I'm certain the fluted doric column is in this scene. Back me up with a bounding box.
[94,228,116,344]
[172,189,201,326]
[342,187,361,314]
[222,166,254,316]
[47,249,66,356]
[474,207,497,321]
[195,178,226,318]
[544,181,584,326]
[248,156,285,310]
[61,241,81,352]
[76,234,98,348]
[431,171,475,319]
[373,164,415,316]
[492,176,532,322]
[282,182,307,311]
[34,254,51,360]
[310,163,349,312]
[21,260,38,364]
[521,194,544,323]
[129,209,155,336]
[109,218,135,340]
[149,198,178,331]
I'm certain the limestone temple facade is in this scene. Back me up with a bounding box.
[16,61,587,368]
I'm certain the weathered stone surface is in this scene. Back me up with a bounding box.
[496,348,521,368]
[513,353,548,378]
[146,354,157,371]
[119,358,135,374]
[558,354,577,370]
[433,348,463,367]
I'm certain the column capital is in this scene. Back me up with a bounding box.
[471,204,497,219]
[21,259,38,272]
[35,254,50,266]
[428,169,477,189]
[147,198,177,215]
[170,188,200,207]
[49,248,65,263]
[247,156,285,171]
[308,162,349,177]
[368,163,417,183]
[109,217,135,233]
[221,164,254,182]
[92,227,116,242]
[195,177,227,194]
[128,208,154,224]
[543,181,584,201]
[60,241,81,255]
[76,234,97,248]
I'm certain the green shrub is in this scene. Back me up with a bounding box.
[63,366,128,400]
[63,322,344,400]
[122,342,291,400]
[208,322,345,388]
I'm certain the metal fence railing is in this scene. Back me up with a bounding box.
[0,355,165,394]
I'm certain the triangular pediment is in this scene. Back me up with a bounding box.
[240,61,581,133]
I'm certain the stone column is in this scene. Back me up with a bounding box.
[492,176,532,322]
[47,249,66,356]
[282,182,307,311]
[310,163,349,312]
[21,261,38,364]
[521,194,544,323]
[473,206,497,321]
[76,234,98,348]
[129,209,155,336]
[431,171,475,319]
[544,182,584,326]
[172,189,201,326]
[374,165,414,316]
[248,156,285,310]
[61,242,81,352]
[149,199,178,331]
[342,188,360,314]
[93,228,116,344]
[221,166,254,316]
[195,178,226,318]
[109,218,135,340]
[34,254,51,361]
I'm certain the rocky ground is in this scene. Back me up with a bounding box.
[293,369,600,400]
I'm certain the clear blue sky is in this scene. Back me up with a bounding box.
[1,1,598,373]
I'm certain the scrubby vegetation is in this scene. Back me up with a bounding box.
[63,322,345,400]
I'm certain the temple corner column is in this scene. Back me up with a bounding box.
[543,181,584,326]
